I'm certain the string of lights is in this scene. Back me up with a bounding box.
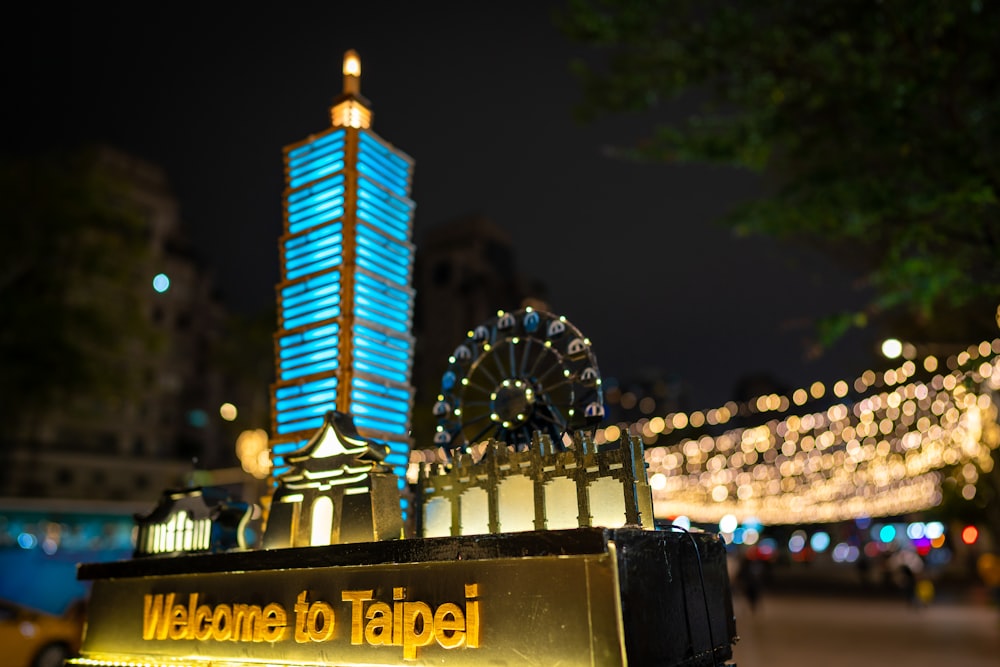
[595,339,1000,524]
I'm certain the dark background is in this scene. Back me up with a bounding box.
[3,2,880,407]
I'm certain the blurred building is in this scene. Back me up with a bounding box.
[411,214,547,444]
[1,147,230,502]
[602,370,690,439]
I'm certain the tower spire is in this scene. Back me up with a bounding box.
[342,49,361,96]
[331,49,372,129]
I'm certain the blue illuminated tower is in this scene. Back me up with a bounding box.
[269,50,416,506]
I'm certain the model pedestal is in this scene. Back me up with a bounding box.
[75,527,735,667]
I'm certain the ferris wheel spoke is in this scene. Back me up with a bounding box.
[517,337,534,376]
[539,377,572,394]
[490,345,507,379]
[461,413,491,426]
[463,400,491,407]
[535,399,570,428]
[464,378,494,395]
[473,364,499,387]
[526,347,551,379]
[539,413,567,428]
[534,362,563,386]
[507,341,517,377]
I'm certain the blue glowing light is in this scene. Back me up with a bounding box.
[285,233,345,266]
[355,295,407,325]
[353,346,409,373]
[809,531,831,553]
[279,334,339,361]
[282,293,341,322]
[276,416,326,435]
[351,389,410,413]
[288,128,345,159]
[280,358,339,381]
[290,149,346,182]
[152,273,170,293]
[353,415,407,435]
[354,335,410,361]
[285,251,343,281]
[353,359,407,384]
[279,347,339,374]
[350,402,408,424]
[356,206,409,242]
[276,403,338,424]
[276,389,337,413]
[271,439,309,455]
[186,409,208,428]
[290,161,346,190]
[287,181,345,215]
[352,377,411,401]
[353,305,408,333]
[284,305,342,331]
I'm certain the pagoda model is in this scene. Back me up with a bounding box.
[269,50,416,516]
[263,410,403,547]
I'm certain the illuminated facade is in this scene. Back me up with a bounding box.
[269,51,416,506]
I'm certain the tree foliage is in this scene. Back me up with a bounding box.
[0,149,154,432]
[560,0,1000,341]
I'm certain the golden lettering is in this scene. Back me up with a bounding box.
[232,604,263,642]
[293,591,310,643]
[260,603,289,643]
[363,602,392,645]
[137,583,482,657]
[341,589,373,645]
[432,603,465,649]
[307,601,335,642]
[465,584,480,648]
[142,594,170,641]
[186,594,199,638]
[193,605,213,641]
[401,601,434,660]
[168,602,188,640]
[210,604,232,641]
[393,587,405,646]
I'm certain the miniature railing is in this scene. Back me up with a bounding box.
[416,431,654,537]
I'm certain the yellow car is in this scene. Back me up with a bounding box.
[0,599,84,667]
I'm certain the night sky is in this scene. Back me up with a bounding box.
[6,2,881,409]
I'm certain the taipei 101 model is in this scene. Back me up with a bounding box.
[268,51,416,515]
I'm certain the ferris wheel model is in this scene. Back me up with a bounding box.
[433,307,605,456]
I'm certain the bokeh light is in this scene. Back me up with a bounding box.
[810,531,831,553]
[152,273,171,293]
[881,338,903,359]
[220,402,238,421]
[925,521,945,539]
[719,514,738,533]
